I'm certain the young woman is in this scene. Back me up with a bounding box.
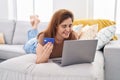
[36,9,78,64]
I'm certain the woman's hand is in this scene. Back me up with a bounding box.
[36,42,53,64]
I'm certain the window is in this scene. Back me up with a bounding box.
[35,0,53,22]
[17,0,33,21]
[94,0,115,20]
[16,0,53,22]
[116,0,120,34]
[94,0,120,34]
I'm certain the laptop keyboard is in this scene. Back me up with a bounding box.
[52,58,62,64]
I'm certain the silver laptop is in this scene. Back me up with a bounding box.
[53,39,98,66]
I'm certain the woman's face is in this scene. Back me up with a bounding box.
[56,18,73,39]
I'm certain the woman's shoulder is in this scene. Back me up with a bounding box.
[37,32,45,38]
[37,32,45,44]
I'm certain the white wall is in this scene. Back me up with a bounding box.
[8,0,17,20]
[0,0,8,20]
[87,0,93,18]
[93,0,115,20]
[0,0,93,20]
[53,0,93,19]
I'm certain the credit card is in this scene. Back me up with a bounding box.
[44,38,55,44]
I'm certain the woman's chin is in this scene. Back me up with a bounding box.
[63,35,69,39]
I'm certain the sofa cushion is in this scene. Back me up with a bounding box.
[96,25,116,50]
[12,21,48,45]
[73,19,115,31]
[0,45,26,59]
[73,19,117,40]
[79,24,98,40]
[72,24,82,33]
[12,21,31,45]
[0,33,5,44]
[0,51,104,80]
[0,20,15,44]
[38,22,49,32]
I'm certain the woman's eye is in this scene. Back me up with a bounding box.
[61,24,72,28]
[62,25,67,28]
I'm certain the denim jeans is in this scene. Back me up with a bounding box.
[23,29,38,54]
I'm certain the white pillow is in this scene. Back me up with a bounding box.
[79,24,98,40]
[95,25,116,50]
[72,24,82,33]
[0,33,5,44]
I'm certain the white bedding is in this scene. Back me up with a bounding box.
[0,51,104,80]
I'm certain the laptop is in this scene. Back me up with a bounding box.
[52,39,98,66]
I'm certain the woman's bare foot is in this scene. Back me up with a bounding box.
[30,15,40,29]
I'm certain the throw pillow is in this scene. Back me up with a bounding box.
[72,24,83,33]
[73,19,115,31]
[79,24,98,40]
[73,19,117,40]
[95,25,116,50]
[0,33,5,44]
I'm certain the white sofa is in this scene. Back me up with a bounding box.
[0,20,47,59]
[0,20,120,80]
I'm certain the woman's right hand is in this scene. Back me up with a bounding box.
[36,42,53,64]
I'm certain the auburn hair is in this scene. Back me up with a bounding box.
[37,9,75,40]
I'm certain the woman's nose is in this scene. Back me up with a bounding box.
[66,26,71,31]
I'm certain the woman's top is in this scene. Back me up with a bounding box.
[38,32,77,58]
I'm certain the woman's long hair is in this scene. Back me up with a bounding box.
[37,9,75,40]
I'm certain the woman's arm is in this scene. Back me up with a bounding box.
[36,42,53,64]
[36,33,53,64]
